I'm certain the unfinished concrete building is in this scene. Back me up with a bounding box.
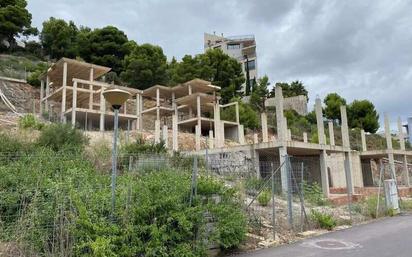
[39,58,243,151]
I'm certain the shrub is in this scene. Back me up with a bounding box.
[257,190,271,206]
[310,210,336,230]
[37,123,88,151]
[18,114,43,130]
[0,132,32,159]
[303,182,329,206]
[363,196,386,218]
[122,135,166,156]
[245,177,266,193]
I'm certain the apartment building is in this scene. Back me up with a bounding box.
[204,32,257,93]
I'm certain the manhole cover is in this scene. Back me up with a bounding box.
[302,239,361,250]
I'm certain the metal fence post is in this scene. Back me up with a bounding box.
[271,162,276,239]
[286,155,293,228]
[190,156,198,206]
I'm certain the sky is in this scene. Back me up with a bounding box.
[27,0,412,131]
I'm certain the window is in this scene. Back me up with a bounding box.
[245,60,256,70]
[227,44,241,50]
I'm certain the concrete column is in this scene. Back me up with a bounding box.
[253,133,259,144]
[214,102,222,148]
[252,149,260,178]
[89,68,94,110]
[99,90,105,132]
[283,117,288,140]
[71,81,77,127]
[45,75,50,112]
[279,147,288,194]
[208,130,214,149]
[135,94,140,131]
[361,129,367,151]
[287,129,292,141]
[162,125,168,148]
[188,85,192,95]
[384,113,396,177]
[261,112,268,142]
[61,61,67,123]
[156,88,160,121]
[403,155,410,187]
[235,102,240,124]
[340,106,350,149]
[220,122,225,147]
[398,117,406,150]
[139,94,144,130]
[238,125,245,144]
[172,114,178,151]
[320,150,330,197]
[303,132,308,143]
[315,98,325,145]
[344,152,355,194]
[40,79,44,114]
[195,125,201,151]
[197,94,201,135]
[275,86,285,142]
[154,120,161,143]
[328,121,335,146]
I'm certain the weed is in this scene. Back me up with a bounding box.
[310,210,337,230]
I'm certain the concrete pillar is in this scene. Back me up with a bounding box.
[261,112,268,142]
[208,130,214,149]
[287,129,292,141]
[197,94,201,135]
[384,113,396,177]
[135,94,140,131]
[220,122,225,147]
[253,133,259,144]
[398,117,406,150]
[283,117,288,140]
[235,102,240,124]
[154,120,161,143]
[214,102,222,148]
[71,81,77,127]
[195,125,201,151]
[40,79,44,114]
[61,61,68,123]
[315,98,325,145]
[403,155,410,187]
[139,94,143,130]
[156,88,160,121]
[320,150,330,197]
[361,129,367,151]
[172,114,178,151]
[238,125,245,145]
[279,147,288,194]
[252,149,260,178]
[303,132,308,143]
[340,106,350,149]
[45,75,50,112]
[99,90,105,132]
[344,152,355,194]
[328,121,335,146]
[162,125,168,148]
[275,86,285,141]
[89,68,94,110]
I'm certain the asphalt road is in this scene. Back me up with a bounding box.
[236,214,412,257]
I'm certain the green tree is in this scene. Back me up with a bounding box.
[348,100,379,133]
[168,49,244,103]
[250,75,269,112]
[81,26,131,73]
[324,93,347,122]
[121,43,168,89]
[40,17,78,59]
[0,0,36,49]
[269,81,308,101]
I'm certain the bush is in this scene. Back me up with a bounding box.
[303,182,329,206]
[257,190,271,206]
[18,114,43,130]
[363,196,386,218]
[0,132,32,158]
[122,135,166,156]
[310,210,336,230]
[37,123,88,151]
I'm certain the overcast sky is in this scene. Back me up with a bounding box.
[27,0,412,130]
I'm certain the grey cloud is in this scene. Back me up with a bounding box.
[27,0,412,129]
